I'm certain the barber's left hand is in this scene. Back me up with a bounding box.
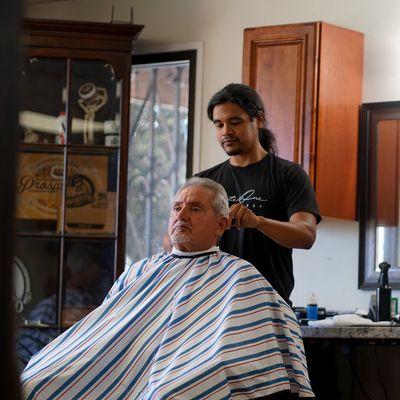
[229,203,260,230]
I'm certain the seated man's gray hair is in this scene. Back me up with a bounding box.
[177,177,229,218]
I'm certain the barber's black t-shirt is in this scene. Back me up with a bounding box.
[197,153,321,303]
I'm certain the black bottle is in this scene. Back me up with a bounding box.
[376,261,391,321]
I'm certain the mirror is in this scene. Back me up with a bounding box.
[359,101,400,288]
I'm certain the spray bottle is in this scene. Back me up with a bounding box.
[376,261,391,321]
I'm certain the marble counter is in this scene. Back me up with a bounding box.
[301,325,400,339]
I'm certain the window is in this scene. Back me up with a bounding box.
[126,51,196,265]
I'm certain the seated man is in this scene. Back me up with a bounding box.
[21,177,314,399]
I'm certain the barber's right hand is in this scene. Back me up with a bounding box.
[228,203,261,230]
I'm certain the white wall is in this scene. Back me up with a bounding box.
[26,0,400,310]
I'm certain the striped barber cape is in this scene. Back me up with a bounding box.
[21,250,314,400]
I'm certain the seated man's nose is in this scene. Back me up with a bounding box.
[224,126,234,135]
[177,208,188,217]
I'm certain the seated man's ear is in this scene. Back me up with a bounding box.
[218,216,229,233]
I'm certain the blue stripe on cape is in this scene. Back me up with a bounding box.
[21,251,314,399]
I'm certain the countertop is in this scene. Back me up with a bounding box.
[301,325,400,339]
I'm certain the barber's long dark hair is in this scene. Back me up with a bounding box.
[207,83,277,154]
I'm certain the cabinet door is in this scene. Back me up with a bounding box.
[316,23,363,220]
[243,22,318,176]
[15,18,144,369]
[243,22,363,220]
[15,56,120,368]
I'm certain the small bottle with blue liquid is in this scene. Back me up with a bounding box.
[306,293,318,320]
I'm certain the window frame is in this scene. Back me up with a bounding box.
[132,49,197,178]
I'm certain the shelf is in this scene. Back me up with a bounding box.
[15,231,117,239]
[17,143,120,152]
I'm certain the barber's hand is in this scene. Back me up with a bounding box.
[229,203,261,230]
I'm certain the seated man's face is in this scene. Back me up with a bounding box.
[168,185,228,252]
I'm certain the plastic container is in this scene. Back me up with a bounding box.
[306,293,318,321]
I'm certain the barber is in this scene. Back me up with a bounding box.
[197,83,321,304]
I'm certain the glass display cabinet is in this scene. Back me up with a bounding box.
[14,19,143,367]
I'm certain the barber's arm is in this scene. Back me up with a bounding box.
[229,203,317,249]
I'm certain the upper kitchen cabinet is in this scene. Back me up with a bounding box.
[243,22,364,220]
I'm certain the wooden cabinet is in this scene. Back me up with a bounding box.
[243,22,364,220]
[14,19,143,368]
